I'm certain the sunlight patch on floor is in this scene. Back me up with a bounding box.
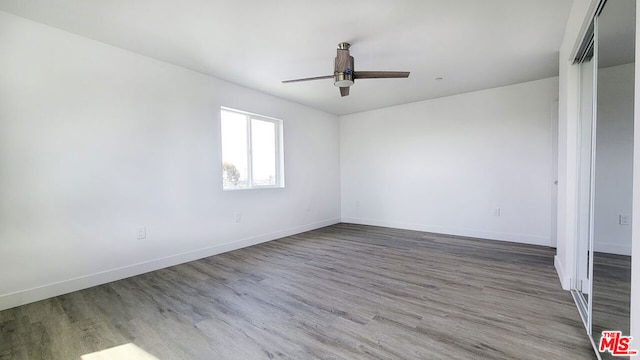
[81,343,160,360]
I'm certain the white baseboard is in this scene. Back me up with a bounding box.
[340,217,551,247]
[0,218,340,311]
[554,255,570,290]
[593,242,632,256]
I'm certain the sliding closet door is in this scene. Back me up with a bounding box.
[591,0,635,357]
[573,23,596,329]
[571,1,635,358]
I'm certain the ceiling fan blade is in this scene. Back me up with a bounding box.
[281,75,333,83]
[353,71,410,79]
[339,87,349,97]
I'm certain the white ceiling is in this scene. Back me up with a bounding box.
[0,0,574,115]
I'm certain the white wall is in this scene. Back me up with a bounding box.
[594,63,634,256]
[0,11,341,310]
[340,78,558,246]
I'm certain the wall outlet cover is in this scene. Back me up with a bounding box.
[136,226,146,239]
[619,214,630,225]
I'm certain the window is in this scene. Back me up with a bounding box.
[220,107,284,190]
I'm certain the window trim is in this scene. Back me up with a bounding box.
[220,106,284,190]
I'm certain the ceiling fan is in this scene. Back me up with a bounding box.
[282,42,410,97]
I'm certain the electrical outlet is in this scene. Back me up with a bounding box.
[234,212,242,223]
[136,226,146,239]
[619,214,630,225]
[493,208,501,217]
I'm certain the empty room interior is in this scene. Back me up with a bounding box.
[0,0,638,359]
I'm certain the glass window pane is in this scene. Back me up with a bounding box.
[221,110,248,189]
[251,119,276,186]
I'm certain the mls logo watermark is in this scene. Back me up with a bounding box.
[599,331,638,356]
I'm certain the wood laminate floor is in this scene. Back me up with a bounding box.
[592,252,632,360]
[0,224,595,359]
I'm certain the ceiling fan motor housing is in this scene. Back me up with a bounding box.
[334,47,354,87]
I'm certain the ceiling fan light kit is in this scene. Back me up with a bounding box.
[282,42,410,97]
[334,73,354,87]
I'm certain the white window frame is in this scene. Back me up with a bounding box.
[220,106,284,190]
